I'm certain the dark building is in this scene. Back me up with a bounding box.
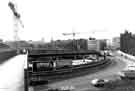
[99,39,107,50]
[120,30,135,55]
[76,39,88,51]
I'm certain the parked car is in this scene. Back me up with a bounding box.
[118,71,125,78]
[118,69,135,79]
[107,52,113,56]
[91,78,109,87]
[127,66,135,71]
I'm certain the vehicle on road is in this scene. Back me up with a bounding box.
[127,66,135,70]
[118,68,135,80]
[91,78,109,87]
[107,52,113,56]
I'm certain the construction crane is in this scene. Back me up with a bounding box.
[62,31,87,51]
[62,30,106,50]
[8,0,24,41]
[62,32,81,40]
[62,30,106,39]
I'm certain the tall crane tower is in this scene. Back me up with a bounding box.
[8,1,24,41]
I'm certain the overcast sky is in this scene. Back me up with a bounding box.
[0,0,135,42]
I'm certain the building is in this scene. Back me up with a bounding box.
[120,30,135,55]
[5,41,32,49]
[99,39,107,50]
[87,39,99,51]
[112,37,120,50]
[87,39,107,51]
[76,39,88,51]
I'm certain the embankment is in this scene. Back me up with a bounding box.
[0,49,17,64]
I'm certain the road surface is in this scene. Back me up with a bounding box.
[34,56,127,91]
[0,54,27,91]
[0,52,133,91]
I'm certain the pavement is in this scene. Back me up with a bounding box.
[0,54,27,91]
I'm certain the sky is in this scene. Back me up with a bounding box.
[0,0,135,42]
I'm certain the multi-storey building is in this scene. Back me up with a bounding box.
[87,39,107,51]
[120,31,135,55]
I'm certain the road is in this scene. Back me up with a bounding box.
[34,56,127,91]
[0,52,132,91]
[0,54,27,91]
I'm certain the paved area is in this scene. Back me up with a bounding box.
[0,54,27,91]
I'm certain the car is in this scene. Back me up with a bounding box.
[118,71,125,78]
[107,52,113,56]
[127,66,135,71]
[91,78,109,87]
[118,69,135,80]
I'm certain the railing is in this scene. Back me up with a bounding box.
[29,59,110,76]
[29,58,111,86]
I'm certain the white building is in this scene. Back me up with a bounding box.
[112,37,120,49]
[87,40,100,51]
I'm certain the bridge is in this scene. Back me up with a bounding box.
[28,49,101,58]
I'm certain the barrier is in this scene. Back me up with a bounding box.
[30,59,110,75]
[29,58,111,86]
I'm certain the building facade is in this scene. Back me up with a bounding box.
[120,31,135,55]
[87,39,107,51]
[87,40,100,51]
[112,37,120,50]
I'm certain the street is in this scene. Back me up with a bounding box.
[0,51,134,91]
[34,55,128,91]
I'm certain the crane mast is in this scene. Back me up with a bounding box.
[8,1,24,41]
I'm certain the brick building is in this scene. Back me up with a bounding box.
[120,31,135,55]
